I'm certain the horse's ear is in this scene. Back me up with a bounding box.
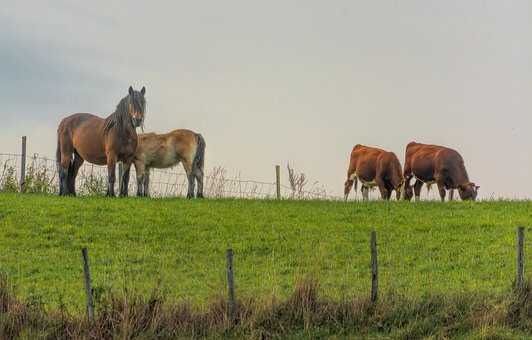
[140,86,146,96]
[129,86,134,96]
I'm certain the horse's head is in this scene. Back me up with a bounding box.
[127,86,146,129]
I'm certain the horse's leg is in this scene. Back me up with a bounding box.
[183,160,195,199]
[59,145,74,196]
[193,165,204,199]
[134,161,145,197]
[68,154,84,196]
[106,154,117,197]
[143,170,150,197]
[119,161,132,197]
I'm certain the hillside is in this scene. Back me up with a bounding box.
[0,194,531,338]
[1,194,530,306]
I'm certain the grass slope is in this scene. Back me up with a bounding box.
[0,193,531,313]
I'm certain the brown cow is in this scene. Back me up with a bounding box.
[344,144,411,201]
[403,142,479,201]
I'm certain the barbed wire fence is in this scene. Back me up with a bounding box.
[0,137,340,200]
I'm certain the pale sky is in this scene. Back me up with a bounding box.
[1,1,531,199]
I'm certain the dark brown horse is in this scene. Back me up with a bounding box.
[56,86,146,196]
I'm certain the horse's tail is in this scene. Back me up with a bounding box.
[56,133,62,170]
[193,133,205,176]
[56,132,64,195]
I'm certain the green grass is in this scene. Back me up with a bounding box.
[0,193,531,314]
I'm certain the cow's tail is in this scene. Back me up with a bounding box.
[192,133,205,177]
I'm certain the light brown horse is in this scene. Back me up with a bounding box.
[133,129,205,198]
[56,86,146,196]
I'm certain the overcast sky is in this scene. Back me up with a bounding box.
[1,1,531,199]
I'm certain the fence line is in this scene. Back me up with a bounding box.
[0,152,337,200]
[75,227,528,323]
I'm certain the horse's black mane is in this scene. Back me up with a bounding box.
[104,92,145,135]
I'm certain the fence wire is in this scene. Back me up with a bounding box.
[0,153,338,200]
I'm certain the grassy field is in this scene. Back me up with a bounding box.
[0,194,531,338]
[0,194,530,307]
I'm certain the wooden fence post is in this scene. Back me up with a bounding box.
[226,248,236,325]
[81,248,95,323]
[275,165,281,200]
[370,230,378,303]
[118,162,124,195]
[20,136,27,192]
[516,226,525,290]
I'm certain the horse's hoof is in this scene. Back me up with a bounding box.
[197,194,204,199]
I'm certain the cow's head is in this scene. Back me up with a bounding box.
[396,180,414,201]
[402,184,414,201]
[458,182,479,201]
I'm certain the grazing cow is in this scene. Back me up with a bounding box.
[403,142,479,202]
[344,144,411,201]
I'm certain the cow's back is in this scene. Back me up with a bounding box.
[349,145,388,182]
[433,148,469,185]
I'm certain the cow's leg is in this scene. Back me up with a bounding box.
[414,180,423,202]
[437,181,446,202]
[386,182,395,200]
[376,178,390,200]
[449,189,455,201]
[344,178,354,201]
[362,186,369,201]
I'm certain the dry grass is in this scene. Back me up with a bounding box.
[1,275,530,339]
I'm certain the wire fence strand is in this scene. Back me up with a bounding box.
[0,153,339,200]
